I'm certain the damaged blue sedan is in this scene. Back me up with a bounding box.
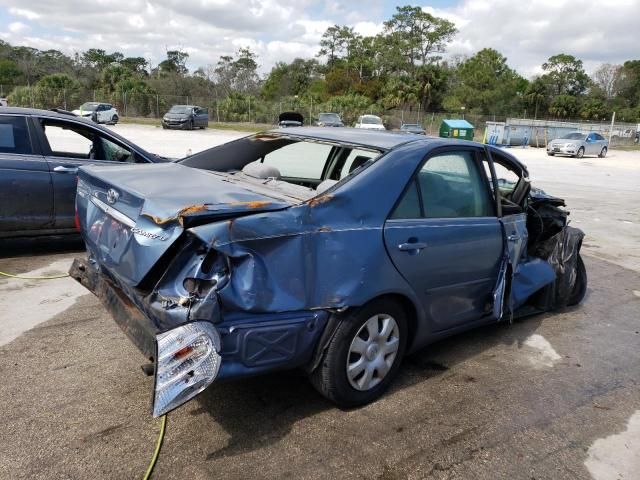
[70,128,586,416]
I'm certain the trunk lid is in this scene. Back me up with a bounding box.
[76,163,290,286]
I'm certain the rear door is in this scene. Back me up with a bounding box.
[34,117,141,229]
[383,147,503,332]
[0,115,53,233]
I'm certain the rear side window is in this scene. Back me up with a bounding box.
[263,141,333,179]
[0,116,33,154]
[391,150,493,219]
[340,148,377,179]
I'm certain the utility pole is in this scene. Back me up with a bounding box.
[608,111,616,145]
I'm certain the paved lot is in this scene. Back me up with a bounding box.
[1,126,639,479]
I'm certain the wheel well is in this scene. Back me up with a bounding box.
[372,293,418,350]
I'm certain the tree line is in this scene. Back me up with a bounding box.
[1,5,639,123]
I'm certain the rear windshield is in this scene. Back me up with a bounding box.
[361,116,382,125]
[79,103,98,111]
[319,113,340,122]
[561,133,586,140]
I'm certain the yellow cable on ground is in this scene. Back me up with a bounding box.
[142,414,167,480]
[0,271,69,280]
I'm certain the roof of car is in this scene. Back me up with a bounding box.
[0,107,96,122]
[266,126,433,150]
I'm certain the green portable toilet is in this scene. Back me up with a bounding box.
[439,119,474,140]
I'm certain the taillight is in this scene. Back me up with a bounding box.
[74,205,81,231]
[74,176,81,231]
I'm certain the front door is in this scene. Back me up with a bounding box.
[384,148,503,332]
[35,118,137,229]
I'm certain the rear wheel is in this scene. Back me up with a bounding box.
[575,147,585,158]
[310,298,408,407]
[188,120,194,130]
[547,151,555,156]
[599,147,607,158]
[567,254,587,306]
[111,114,118,125]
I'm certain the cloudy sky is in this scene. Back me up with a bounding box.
[0,0,638,78]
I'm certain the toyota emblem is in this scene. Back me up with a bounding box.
[106,188,120,205]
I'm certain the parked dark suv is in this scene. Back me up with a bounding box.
[162,105,209,130]
[0,108,165,238]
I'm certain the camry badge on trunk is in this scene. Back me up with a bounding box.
[106,188,120,205]
[131,227,168,241]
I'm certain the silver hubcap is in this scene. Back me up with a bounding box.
[346,314,400,391]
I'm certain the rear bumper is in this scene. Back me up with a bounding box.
[69,256,330,378]
[70,257,157,358]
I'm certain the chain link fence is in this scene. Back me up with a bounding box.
[2,84,638,147]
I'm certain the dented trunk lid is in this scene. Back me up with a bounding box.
[76,163,290,286]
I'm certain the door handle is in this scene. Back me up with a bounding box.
[398,241,427,252]
[507,234,520,242]
[53,165,78,174]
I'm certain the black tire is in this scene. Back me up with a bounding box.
[111,114,118,125]
[598,147,607,158]
[575,147,585,158]
[547,152,555,156]
[567,254,587,306]
[310,298,408,408]
[162,123,167,129]
[90,113,98,123]
[188,120,194,130]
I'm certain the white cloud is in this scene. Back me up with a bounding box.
[8,7,40,20]
[353,21,383,38]
[8,22,30,34]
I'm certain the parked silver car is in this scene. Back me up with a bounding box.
[547,132,608,158]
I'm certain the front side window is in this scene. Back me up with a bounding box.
[391,150,493,219]
[41,120,134,162]
[262,141,333,179]
[0,116,32,154]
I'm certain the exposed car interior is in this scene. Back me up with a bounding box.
[40,120,140,163]
[181,134,382,200]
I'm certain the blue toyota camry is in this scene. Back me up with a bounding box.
[70,127,586,416]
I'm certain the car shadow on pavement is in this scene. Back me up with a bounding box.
[195,312,553,460]
[194,370,331,461]
[0,234,84,258]
[401,315,546,385]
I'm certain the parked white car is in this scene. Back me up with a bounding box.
[72,102,119,124]
[354,115,385,130]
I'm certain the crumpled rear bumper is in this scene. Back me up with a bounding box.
[70,256,158,358]
[69,256,331,379]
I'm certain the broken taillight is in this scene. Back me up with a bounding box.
[74,205,81,232]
